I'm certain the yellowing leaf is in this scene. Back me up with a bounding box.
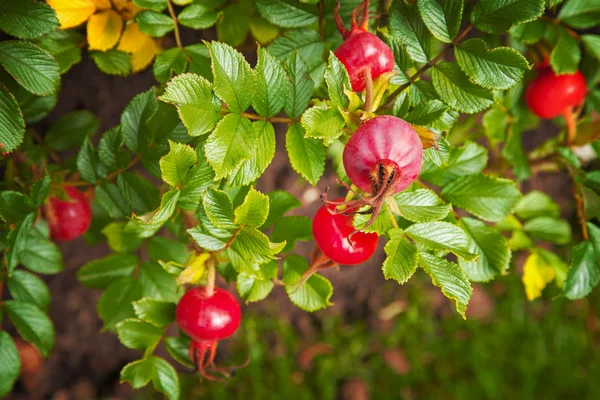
[113,0,142,20]
[90,0,111,9]
[47,0,97,29]
[522,251,555,301]
[131,35,159,73]
[88,10,124,51]
[176,253,210,285]
[118,23,146,54]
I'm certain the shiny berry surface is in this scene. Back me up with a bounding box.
[334,29,394,92]
[176,287,241,343]
[526,68,587,119]
[312,199,379,265]
[47,186,92,242]
[343,116,423,195]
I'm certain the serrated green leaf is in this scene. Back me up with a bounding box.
[262,191,301,228]
[133,298,176,328]
[256,0,318,28]
[121,88,157,154]
[383,229,418,283]
[282,51,313,119]
[404,99,449,127]
[286,123,325,185]
[164,336,192,368]
[389,0,433,63]
[324,52,350,109]
[269,28,323,68]
[301,104,345,145]
[459,217,511,282]
[186,43,212,80]
[5,213,35,274]
[0,332,20,397]
[582,34,600,61]
[30,175,51,207]
[237,261,278,302]
[253,48,289,117]
[455,39,529,90]
[419,252,472,318]
[470,0,545,34]
[76,137,99,183]
[564,240,599,299]
[208,41,255,114]
[509,18,547,43]
[417,0,464,43]
[0,191,34,222]
[203,188,237,230]
[98,126,128,172]
[558,0,600,29]
[160,141,196,187]
[524,216,572,244]
[283,255,333,312]
[102,222,143,253]
[228,120,276,186]
[0,0,59,39]
[5,300,54,357]
[431,63,494,114]
[95,182,132,219]
[46,110,99,151]
[270,216,313,252]
[90,50,131,76]
[118,171,160,213]
[394,189,451,222]
[515,190,560,220]
[227,226,284,277]
[483,107,509,144]
[7,270,50,312]
[550,26,581,74]
[125,190,180,238]
[503,125,531,181]
[441,174,522,222]
[178,4,219,29]
[133,0,168,11]
[421,141,488,186]
[234,187,270,228]
[217,3,249,47]
[19,225,63,275]
[77,253,138,289]
[0,84,25,153]
[139,261,182,302]
[406,221,477,261]
[137,10,174,37]
[98,277,143,331]
[178,147,215,211]
[150,357,180,400]
[120,358,153,388]
[153,47,187,83]
[117,319,163,350]
[0,41,60,96]
[148,236,190,265]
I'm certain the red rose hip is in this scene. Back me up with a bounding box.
[526,68,587,119]
[46,186,92,242]
[312,199,379,265]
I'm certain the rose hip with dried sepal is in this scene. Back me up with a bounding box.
[45,186,92,242]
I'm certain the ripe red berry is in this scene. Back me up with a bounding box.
[175,286,241,344]
[312,199,379,265]
[526,67,587,119]
[333,0,394,92]
[46,186,92,242]
[343,115,423,196]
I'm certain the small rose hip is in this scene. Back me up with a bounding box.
[526,66,587,119]
[46,186,92,242]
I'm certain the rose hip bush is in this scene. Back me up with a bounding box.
[1,0,600,397]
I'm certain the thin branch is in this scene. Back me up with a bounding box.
[167,0,191,61]
[220,109,297,124]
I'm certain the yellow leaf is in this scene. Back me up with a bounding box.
[87,10,124,51]
[522,252,555,301]
[131,35,159,73]
[176,253,210,285]
[118,23,146,54]
[112,0,142,20]
[90,0,111,9]
[248,16,279,45]
[47,0,97,29]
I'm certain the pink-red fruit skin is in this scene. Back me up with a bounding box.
[313,199,379,265]
[343,115,423,195]
[47,187,92,242]
[176,287,241,344]
[526,68,587,119]
[334,30,394,92]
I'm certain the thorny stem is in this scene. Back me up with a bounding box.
[569,167,589,240]
[167,0,191,61]
[383,25,473,109]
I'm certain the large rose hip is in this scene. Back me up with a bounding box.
[46,186,92,242]
[343,115,423,196]
[526,68,587,119]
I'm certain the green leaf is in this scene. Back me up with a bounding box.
[5,213,35,274]
[133,298,176,328]
[253,48,289,118]
[148,236,190,265]
[153,47,187,83]
[283,51,313,119]
[283,255,333,312]
[470,0,545,34]
[19,226,63,275]
[301,104,345,146]
[137,10,174,37]
[98,277,143,331]
[178,4,219,29]
[454,39,529,90]
[203,188,237,230]
[419,252,472,318]
[125,190,180,238]
[431,63,494,114]
[30,175,51,207]
[95,182,132,219]
[0,41,60,96]
[121,88,157,154]
[524,216,572,244]
[46,110,100,151]
[405,221,477,261]
[227,227,284,277]
[286,123,325,185]
[483,106,509,144]
[102,222,143,253]
[582,35,600,61]
[0,191,34,222]
[76,137,99,183]
[91,50,131,76]
[0,332,20,397]
[382,229,419,283]
[389,0,433,63]
[159,141,196,187]
[98,126,127,172]
[186,43,212,80]
[237,261,278,302]
[7,270,50,312]
[502,125,531,181]
[393,189,451,222]
[117,319,163,350]
[324,52,350,110]
[417,0,464,43]
[459,218,511,282]
[353,204,394,235]
[36,27,83,73]
[164,336,192,368]
[564,241,600,299]
[159,73,220,137]
[228,120,276,186]
[404,99,449,127]
[269,28,323,68]
[0,0,58,39]
[208,41,255,114]
[217,3,249,47]
[133,0,168,11]
[256,0,318,28]
[509,18,547,43]
[150,357,180,400]
[262,190,301,228]
[77,254,138,289]
[550,27,581,74]
[515,190,560,220]
[558,0,600,29]
[120,358,153,388]
[178,148,215,211]
[118,171,160,213]
[234,187,270,228]
[421,141,488,186]
[441,174,522,222]
[0,84,25,153]
[5,300,54,357]
[270,216,313,252]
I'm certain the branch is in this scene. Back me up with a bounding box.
[167,0,191,61]
[383,24,473,109]
[220,109,298,124]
